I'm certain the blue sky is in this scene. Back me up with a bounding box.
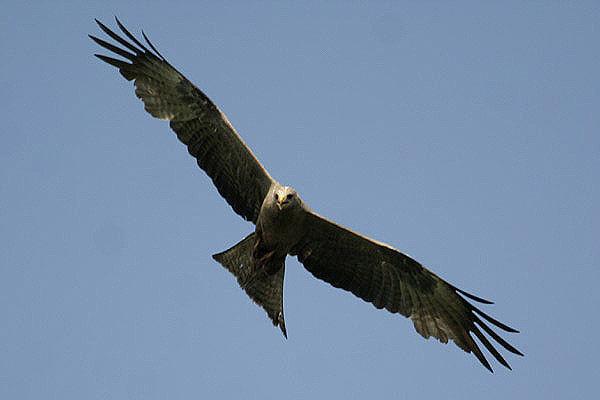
[2,1,599,398]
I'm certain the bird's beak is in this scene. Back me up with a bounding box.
[277,198,288,210]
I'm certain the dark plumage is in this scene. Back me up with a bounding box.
[90,18,523,372]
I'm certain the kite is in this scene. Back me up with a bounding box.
[90,18,523,372]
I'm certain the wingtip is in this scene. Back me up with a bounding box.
[115,16,127,34]
[453,285,494,304]
[514,348,525,357]
[94,18,109,31]
[142,30,165,60]
[483,361,494,373]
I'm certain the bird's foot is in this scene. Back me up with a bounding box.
[252,236,262,259]
[257,249,276,267]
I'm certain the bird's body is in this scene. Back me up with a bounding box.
[90,18,523,372]
[257,185,307,260]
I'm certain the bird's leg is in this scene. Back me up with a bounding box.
[253,235,262,259]
[253,232,278,271]
[257,249,277,267]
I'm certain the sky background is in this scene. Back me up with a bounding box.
[2,1,599,398]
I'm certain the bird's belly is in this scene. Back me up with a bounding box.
[258,214,303,255]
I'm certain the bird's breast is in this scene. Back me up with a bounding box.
[257,206,306,253]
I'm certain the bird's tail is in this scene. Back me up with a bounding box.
[212,233,287,338]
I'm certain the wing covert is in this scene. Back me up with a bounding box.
[294,212,523,372]
[90,18,274,223]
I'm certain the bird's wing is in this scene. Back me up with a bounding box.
[90,18,274,223]
[293,211,523,372]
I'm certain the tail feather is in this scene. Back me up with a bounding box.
[212,233,287,338]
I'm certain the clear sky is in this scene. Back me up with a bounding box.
[2,1,599,398]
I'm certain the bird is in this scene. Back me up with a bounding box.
[90,17,523,372]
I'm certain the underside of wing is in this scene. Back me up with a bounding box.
[90,18,274,223]
[293,212,523,372]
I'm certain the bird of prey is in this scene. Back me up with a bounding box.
[90,18,523,372]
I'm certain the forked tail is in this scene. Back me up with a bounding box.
[212,233,287,338]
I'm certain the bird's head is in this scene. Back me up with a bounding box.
[275,186,298,211]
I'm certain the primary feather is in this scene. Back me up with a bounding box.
[91,18,523,372]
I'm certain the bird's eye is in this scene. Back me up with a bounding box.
[274,193,279,200]
[286,193,294,200]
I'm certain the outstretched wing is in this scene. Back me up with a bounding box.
[293,212,523,372]
[90,18,274,223]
